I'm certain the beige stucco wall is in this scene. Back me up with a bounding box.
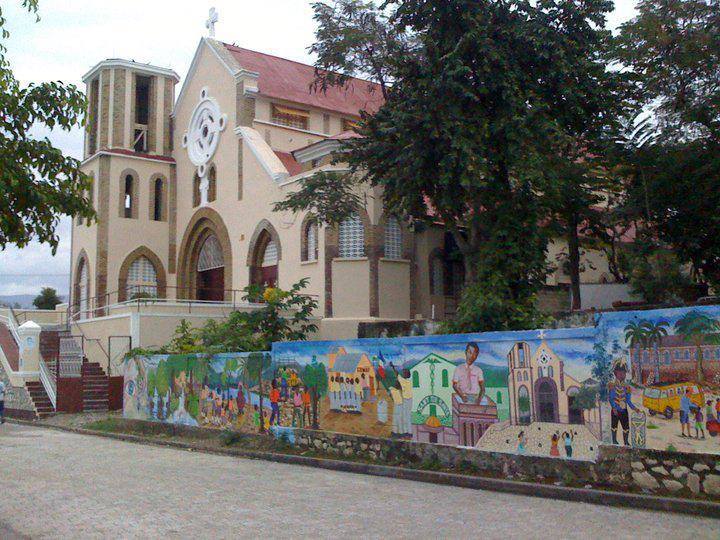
[105,156,174,302]
[378,259,411,319]
[331,259,370,318]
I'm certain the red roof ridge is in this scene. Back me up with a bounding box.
[221,42,381,89]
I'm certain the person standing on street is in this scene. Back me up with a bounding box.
[0,379,6,424]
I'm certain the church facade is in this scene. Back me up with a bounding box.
[70,37,618,344]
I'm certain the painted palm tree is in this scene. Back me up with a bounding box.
[641,320,669,383]
[674,311,720,384]
[624,321,648,383]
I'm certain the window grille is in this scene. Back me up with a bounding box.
[79,261,88,319]
[305,221,318,262]
[339,213,365,258]
[430,257,444,294]
[384,217,402,259]
[198,235,224,271]
[262,240,278,267]
[127,256,157,297]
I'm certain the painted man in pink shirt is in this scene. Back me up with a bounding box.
[452,342,485,404]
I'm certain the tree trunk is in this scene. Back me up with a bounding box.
[567,217,582,311]
[654,343,660,383]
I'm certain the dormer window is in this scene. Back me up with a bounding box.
[342,118,360,132]
[272,104,309,130]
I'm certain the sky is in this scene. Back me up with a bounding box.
[0,0,639,297]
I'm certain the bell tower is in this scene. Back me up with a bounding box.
[83,59,179,158]
[70,59,180,322]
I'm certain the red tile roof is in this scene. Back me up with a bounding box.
[222,43,384,117]
[274,151,303,176]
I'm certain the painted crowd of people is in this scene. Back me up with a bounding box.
[328,373,372,413]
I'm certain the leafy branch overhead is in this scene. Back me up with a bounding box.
[0,0,94,252]
[273,171,364,225]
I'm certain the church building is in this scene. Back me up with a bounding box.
[69,27,621,358]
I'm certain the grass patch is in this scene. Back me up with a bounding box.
[647,423,659,429]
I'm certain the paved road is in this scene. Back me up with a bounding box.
[0,424,716,539]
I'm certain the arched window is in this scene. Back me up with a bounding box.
[412,371,419,388]
[548,365,554,378]
[524,372,529,381]
[127,256,158,298]
[208,166,217,203]
[429,255,444,295]
[441,369,449,388]
[193,173,201,207]
[302,219,319,262]
[518,345,526,367]
[338,213,365,258]
[153,178,163,221]
[384,216,402,259]
[78,259,89,320]
[123,174,134,218]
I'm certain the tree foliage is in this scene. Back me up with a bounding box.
[32,286,62,310]
[280,0,628,327]
[617,0,720,290]
[0,1,94,252]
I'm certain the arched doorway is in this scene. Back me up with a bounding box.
[517,385,531,424]
[247,221,282,289]
[176,208,232,302]
[197,235,225,301]
[567,386,584,425]
[535,378,559,423]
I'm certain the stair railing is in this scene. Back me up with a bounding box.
[39,358,57,409]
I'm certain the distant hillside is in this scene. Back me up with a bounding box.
[0,294,66,309]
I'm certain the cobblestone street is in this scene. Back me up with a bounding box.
[0,423,717,539]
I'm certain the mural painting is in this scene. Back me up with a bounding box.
[124,352,273,431]
[596,305,720,455]
[124,305,720,462]
[273,328,604,461]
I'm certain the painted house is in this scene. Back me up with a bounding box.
[327,346,376,398]
[630,334,720,384]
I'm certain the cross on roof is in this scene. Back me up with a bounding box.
[206,7,219,37]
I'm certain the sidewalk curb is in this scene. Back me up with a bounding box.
[11,419,720,519]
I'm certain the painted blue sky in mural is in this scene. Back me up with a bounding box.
[273,327,598,382]
[596,305,720,354]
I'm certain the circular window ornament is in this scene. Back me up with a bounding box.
[182,87,227,174]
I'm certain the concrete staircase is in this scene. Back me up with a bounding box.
[0,322,20,371]
[25,381,55,418]
[82,361,109,412]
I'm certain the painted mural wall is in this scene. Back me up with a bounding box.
[124,305,720,462]
[596,305,720,455]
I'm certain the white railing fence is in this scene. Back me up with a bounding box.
[39,359,57,409]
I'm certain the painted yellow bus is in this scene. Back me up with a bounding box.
[642,382,704,419]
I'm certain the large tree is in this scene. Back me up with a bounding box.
[278,0,622,329]
[32,286,62,310]
[0,1,94,252]
[617,0,720,288]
